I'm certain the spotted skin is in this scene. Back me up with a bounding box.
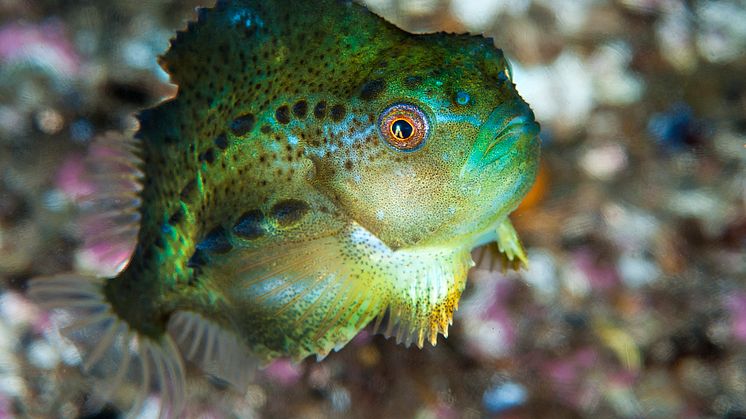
[101,0,540,358]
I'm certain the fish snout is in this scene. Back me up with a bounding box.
[460,101,539,178]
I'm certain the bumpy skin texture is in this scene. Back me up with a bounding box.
[105,0,540,360]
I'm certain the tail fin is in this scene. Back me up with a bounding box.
[27,130,188,416]
[27,274,187,418]
[168,311,256,389]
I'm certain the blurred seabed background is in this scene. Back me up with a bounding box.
[1,0,745,417]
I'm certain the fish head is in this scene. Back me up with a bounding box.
[309,33,540,250]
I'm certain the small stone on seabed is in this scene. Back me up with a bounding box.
[35,109,64,134]
[483,381,527,413]
[28,341,59,369]
[580,143,628,180]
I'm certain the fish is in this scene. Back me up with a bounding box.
[28,0,540,415]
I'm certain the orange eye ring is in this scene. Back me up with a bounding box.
[378,103,429,151]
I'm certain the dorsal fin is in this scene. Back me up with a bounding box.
[158,1,264,87]
[74,131,143,276]
[158,0,389,88]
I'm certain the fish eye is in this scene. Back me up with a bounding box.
[390,118,414,140]
[378,103,429,151]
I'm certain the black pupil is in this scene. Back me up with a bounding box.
[391,119,414,140]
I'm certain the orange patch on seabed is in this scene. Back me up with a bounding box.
[515,162,548,214]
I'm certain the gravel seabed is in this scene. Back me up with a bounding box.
[1,0,745,417]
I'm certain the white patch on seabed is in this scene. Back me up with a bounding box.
[450,0,510,32]
[511,51,594,130]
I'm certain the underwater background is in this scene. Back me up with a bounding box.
[1,0,745,417]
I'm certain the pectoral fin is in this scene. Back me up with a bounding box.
[192,221,475,360]
[374,246,472,348]
[198,227,388,361]
[474,218,528,272]
[497,218,528,269]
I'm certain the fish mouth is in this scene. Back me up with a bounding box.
[460,100,539,178]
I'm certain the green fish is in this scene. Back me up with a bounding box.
[29,0,540,414]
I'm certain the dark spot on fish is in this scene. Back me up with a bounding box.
[404,75,422,89]
[214,133,228,150]
[360,79,385,100]
[142,246,153,263]
[233,209,265,239]
[230,113,255,136]
[217,41,229,57]
[187,250,207,268]
[168,208,184,225]
[187,273,199,286]
[275,105,291,124]
[344,160,353,170]
[292,100,308,118]
[180,179,197,201]
[196,226,233,254]
[271,199,310,227]
[199,148,215,164]
[261,124,272,134]
[330,104,346,122]
[314,101,327,119]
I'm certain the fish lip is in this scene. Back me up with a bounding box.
[460,102,539,178]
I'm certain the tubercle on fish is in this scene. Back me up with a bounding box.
[26,0,540,416]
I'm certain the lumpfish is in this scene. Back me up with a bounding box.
[29,0,540,415]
